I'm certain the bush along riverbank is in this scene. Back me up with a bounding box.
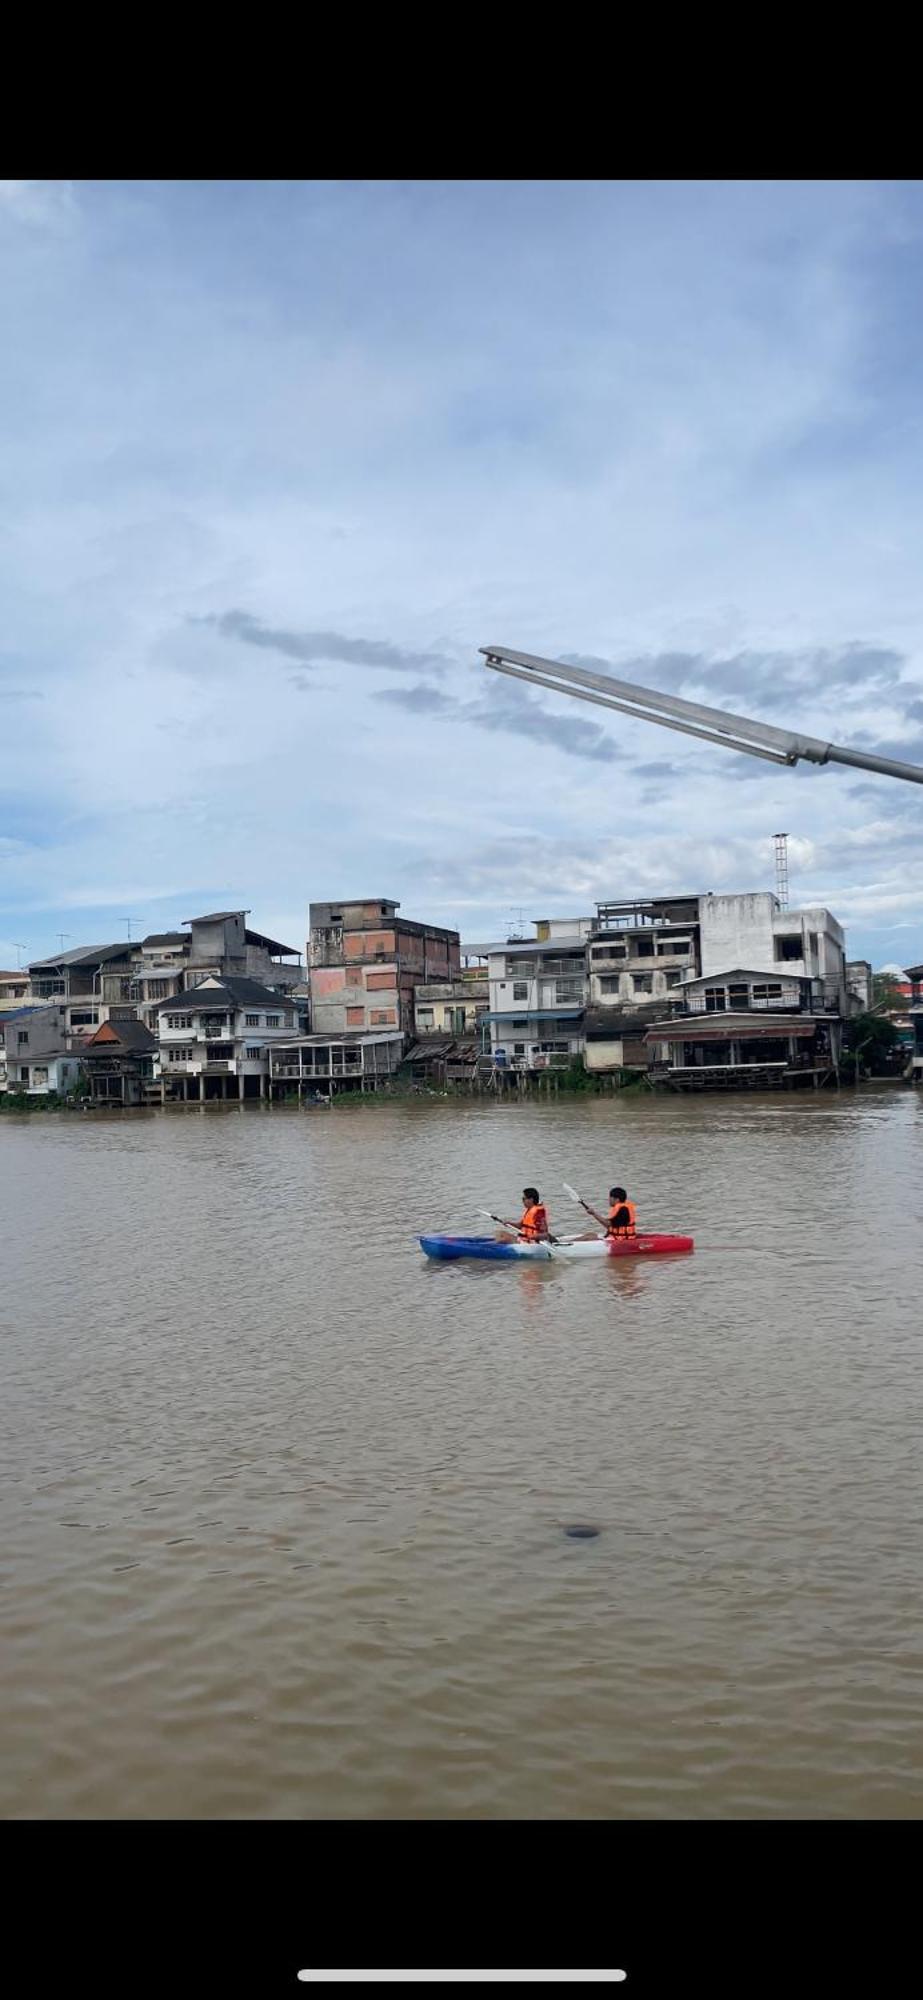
[325,1063,650,1105]
[0,1089,81,1112]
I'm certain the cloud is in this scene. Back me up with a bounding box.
[0,690,43,703]
[4,181,923,968]
[0,180,77,230]
[375,684,455,715]
[374,676,620,763]
[198,610,449,676]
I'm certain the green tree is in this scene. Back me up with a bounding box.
[844,1010,900,1078]
[872,970,906,1012]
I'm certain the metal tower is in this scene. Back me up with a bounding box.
[773,833,790,911]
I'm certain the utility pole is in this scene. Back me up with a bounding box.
[12,943,27,969]
[773,834,790,911]
[480,646,923,786]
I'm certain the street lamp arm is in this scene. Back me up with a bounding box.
[480,645,923,787]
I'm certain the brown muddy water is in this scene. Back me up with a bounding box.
[1,1086,922,1818]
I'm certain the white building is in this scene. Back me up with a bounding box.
[154,975,297,1101]
[586,896,701,1013]
[480,918,592,1068]
[3,1049,82,1097]
[697,893,847,1012]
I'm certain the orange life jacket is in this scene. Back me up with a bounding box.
[607,1198,637,1238]
[519,1203,548,1241]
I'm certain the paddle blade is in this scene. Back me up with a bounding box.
[562,1182,584,1206]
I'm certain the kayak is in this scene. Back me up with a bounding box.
[420,1233,694,1262]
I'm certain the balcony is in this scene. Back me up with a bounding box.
[679,991,836,1018]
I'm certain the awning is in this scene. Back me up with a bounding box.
[646,1020,816,1042]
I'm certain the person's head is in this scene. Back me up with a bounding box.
[522,1186,541,1206]
[609,1186,627,1204]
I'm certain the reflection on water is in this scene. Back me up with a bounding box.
[1,1086,922,1818]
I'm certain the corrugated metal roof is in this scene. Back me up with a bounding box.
[28,942,129,970]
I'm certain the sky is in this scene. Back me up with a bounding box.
[2,177,923,974]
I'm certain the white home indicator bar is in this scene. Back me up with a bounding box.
[297,1975,628,1985]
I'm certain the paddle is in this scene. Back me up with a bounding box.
[562,1181,607,1230]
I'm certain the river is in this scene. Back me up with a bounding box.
[2,1085,922,1818]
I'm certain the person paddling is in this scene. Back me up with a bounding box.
[491,1187,553,1242]
[581,1186,638,1239]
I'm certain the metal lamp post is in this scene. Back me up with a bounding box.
[480,645,923,786]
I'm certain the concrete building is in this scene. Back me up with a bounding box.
[268,1030,404,1099]
[587,896,701,1014]
[645,968,844,1088]
[27,942,140,1036]
[1,1004,83,1096]
[846,960,874,1013]
[483,917,592,1069]
[81,1019,158,1106]
[133,933,191,1028]
[154,975,297,1101]
[698,892,847,1011]
[413,977,488,1039]
[308,900,460,1039]
[0,971,31,1012]
[184,911,303,992]
[584,1001,667,1074]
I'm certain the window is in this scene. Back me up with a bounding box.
[598,976,621,995]
[245,1013,260,1026]
[169,1046,192,1062]
[555,979,583,1001]
[70,1011,98,1027]
[20,1066,29,1082]
[513,982,529,1001]
[513,1043,525,1055]
[245,1045,261,1059]
[728,984,749,1009]
[774,935,803,962]
[509,959,535,977]
[166,1015,192,1030]
[632,974,653,994]
[808,931,819,956]
[346,1006,364,1026]
[17,1031,28,1046]
[265,1015,280,1027]
[146,980,169,998]
[370,1009,396,1025]
[752,983,784,1001]
[704,987,726,1011]
[416,1008,434,1027]
[591,941,626,961]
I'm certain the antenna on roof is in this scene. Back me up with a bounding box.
[120,917,140,942]
[57,933,72,954]
[12,943,27,968]
[773,834,790,911]
[507,905,526,941]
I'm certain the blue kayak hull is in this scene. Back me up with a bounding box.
[420,1235,523,1261]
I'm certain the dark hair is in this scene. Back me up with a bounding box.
[609,1186,627,1202]
[522,1186,540,1204]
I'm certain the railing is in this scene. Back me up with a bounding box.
[678,994,824,1016]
